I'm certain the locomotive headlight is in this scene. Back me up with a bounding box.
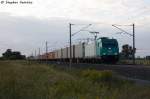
[114,53,118,55]
[103,53,106,55]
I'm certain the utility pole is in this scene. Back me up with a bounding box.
[69,23,91,69]
[32,52,34,57]
[39,48,41,56]
[35,50,36,59]
[112,24,136,65]
[133,24,135,65]
[90,32,99,57]
[46,41,48,63]
[38,48,41,59]
[90,32,99,41]
[69,23,72,69]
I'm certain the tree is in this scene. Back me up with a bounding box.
[120,44,136,59]
[2,49,26,60]
[2,49,12,59]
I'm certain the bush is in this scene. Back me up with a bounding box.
[81,70,113,83]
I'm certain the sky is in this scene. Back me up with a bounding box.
[0,0,150,57]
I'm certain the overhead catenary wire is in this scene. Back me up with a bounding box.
[43,23,134,52]
[71,24,92,36]
[112,24,133,26]
[112,25,133,36]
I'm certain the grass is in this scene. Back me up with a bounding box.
[0,60,150,99]
[120,59,150,65]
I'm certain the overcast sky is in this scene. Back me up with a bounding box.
[0,0,150,57]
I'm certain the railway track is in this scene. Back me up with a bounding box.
[45,62,150,81]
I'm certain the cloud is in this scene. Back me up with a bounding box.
[0,13,69,56]
[0,0,149,22]
[0,13,95,56]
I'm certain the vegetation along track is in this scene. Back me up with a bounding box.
[44,62,150,81]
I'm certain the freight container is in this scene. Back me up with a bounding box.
[48,52,55,59]
[41,54,47,59]
[68,45,75,58]
[54,50,58,59]
[62,47,68,58]
[57,49,62,59]
[74,43,85,58]
[85,42,96,58]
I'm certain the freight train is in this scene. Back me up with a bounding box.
[37,37,119,63]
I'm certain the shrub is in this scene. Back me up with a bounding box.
[81,70,113,83]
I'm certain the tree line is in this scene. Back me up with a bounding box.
[0,49,26,60]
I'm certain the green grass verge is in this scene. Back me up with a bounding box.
[0,60,150,99]
[119,59,150,65]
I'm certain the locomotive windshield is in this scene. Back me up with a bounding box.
[102,40,118,48]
